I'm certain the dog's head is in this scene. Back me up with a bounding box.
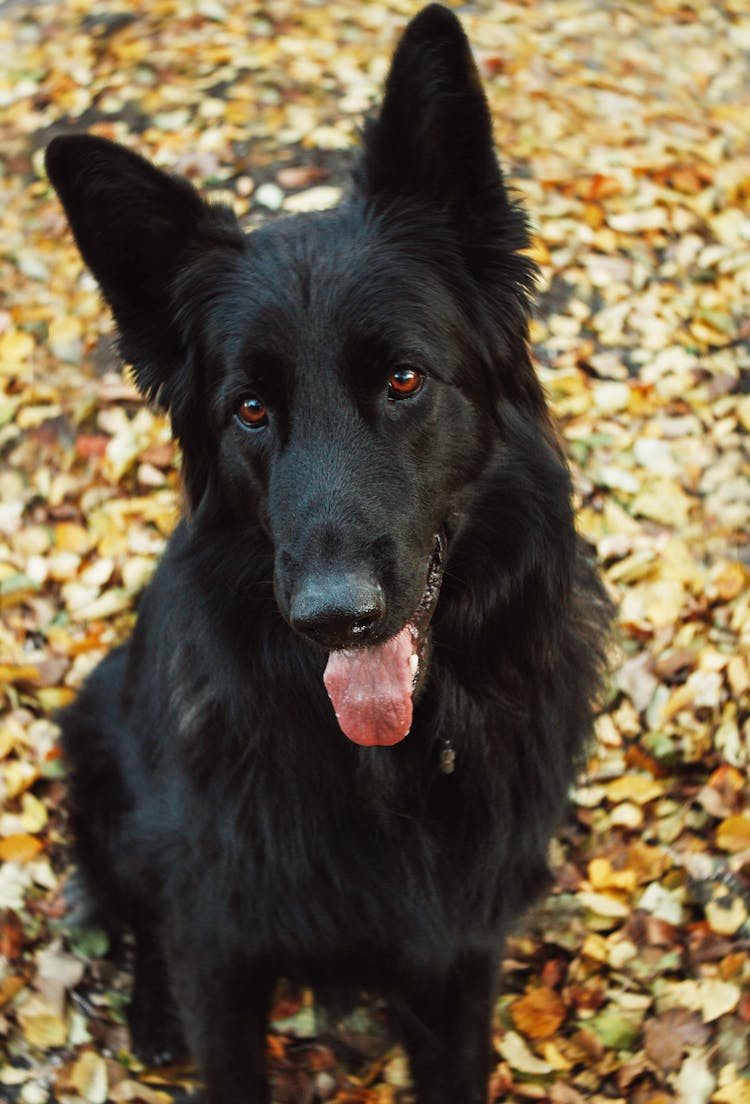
[46,5,555,746]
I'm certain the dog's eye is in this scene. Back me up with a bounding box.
[236,394,268,429]
[387,366,425,400]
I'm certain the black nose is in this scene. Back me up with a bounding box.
[289,574,386,649]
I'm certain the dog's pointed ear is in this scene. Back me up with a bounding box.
[45,134,242,406]
[357,4,504,214]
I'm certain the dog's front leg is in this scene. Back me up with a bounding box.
[128,922,186,1065]
[394,948,499,1104]
[166,929,274,1104]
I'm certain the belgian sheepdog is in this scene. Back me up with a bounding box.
[46,5,610,1101]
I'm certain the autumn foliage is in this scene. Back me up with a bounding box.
[1,0,749,1101]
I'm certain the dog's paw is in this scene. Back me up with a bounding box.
[129,1017,187,1068]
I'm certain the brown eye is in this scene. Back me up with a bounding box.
[388,366,425,399]
[236,394,268,429]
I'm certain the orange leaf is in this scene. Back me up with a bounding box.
[266,1035,286,1061]
[75,433,109,459]
[0,911,24,957]
[0,834,44,862]
[0,975,26,1007]
[510,986,567,1040]
[583,173,622,201]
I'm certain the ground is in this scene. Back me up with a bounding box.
[0,1,749,1102]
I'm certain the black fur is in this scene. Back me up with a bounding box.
[47,6,611,1102]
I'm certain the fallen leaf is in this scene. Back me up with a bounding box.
[68,1050,108,1104]
[699,978,740,1022]
[109,1082,174,1104]
[712,1082,750,1104]
[17,993,67,1048]
[606,774,665,805]
[0,834,44,862]
[587,1006,644,1050]
[497,1030,553,1075]
[643,1008,709,1071]
[672,1050,715,1104]
[510,986,567,1040]
[716,815,750,852]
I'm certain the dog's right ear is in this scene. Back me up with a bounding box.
[45,135,242,407]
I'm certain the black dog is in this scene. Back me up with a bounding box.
[47,6,610,1102]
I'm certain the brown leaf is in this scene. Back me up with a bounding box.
[0,910,24,957]
[75,433,109,459]
[644,1008,709,1072]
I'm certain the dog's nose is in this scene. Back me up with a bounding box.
[290,574,386,649]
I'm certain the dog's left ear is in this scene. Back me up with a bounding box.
[356,4,510,223]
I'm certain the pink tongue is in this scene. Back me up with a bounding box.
[323,626,416,746]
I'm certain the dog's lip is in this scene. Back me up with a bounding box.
[410,532,445,635]
[403,530,445,693]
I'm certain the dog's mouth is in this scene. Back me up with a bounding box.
[323,534,445,747]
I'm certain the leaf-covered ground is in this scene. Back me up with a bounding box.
[1,0,749,1101]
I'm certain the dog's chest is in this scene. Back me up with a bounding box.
[161,762,482,970]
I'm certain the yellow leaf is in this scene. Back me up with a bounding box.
[109,1083,174,1104]
[35,687,76,711]
[727,656,749,697]
[540,1040,573,1071]
[2,759,38,798]
[0,330,35,373]
[519,236,551,265]
[54,522,91,554]
[47,316,83,362]
[606,774,665,805]
[631,481,692,527]
[0,834,44,862]
[705,891,748,936]
[0,663,40,684]
[580,933,608,962]
[20,793,48,833]
[713,1080,750,1104]
[577,891,631,919]
[699,978,740,1022]
[708,561,748,602]
[588,857,637,893]
[17,993,67,1047]
[69,1050,108,1104]
[497,1030,553,1074]
[716,815,750,852]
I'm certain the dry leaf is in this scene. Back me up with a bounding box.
[16,993,67,1048]
[510,986,567,1040]
[0,834,44,862]
[497,1031,553,1075]
[606,774,665,805]
[68,1050,108,1104]
[716,815,750,852]
[713,1081,750,1104]
[643,1008,709,1071]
